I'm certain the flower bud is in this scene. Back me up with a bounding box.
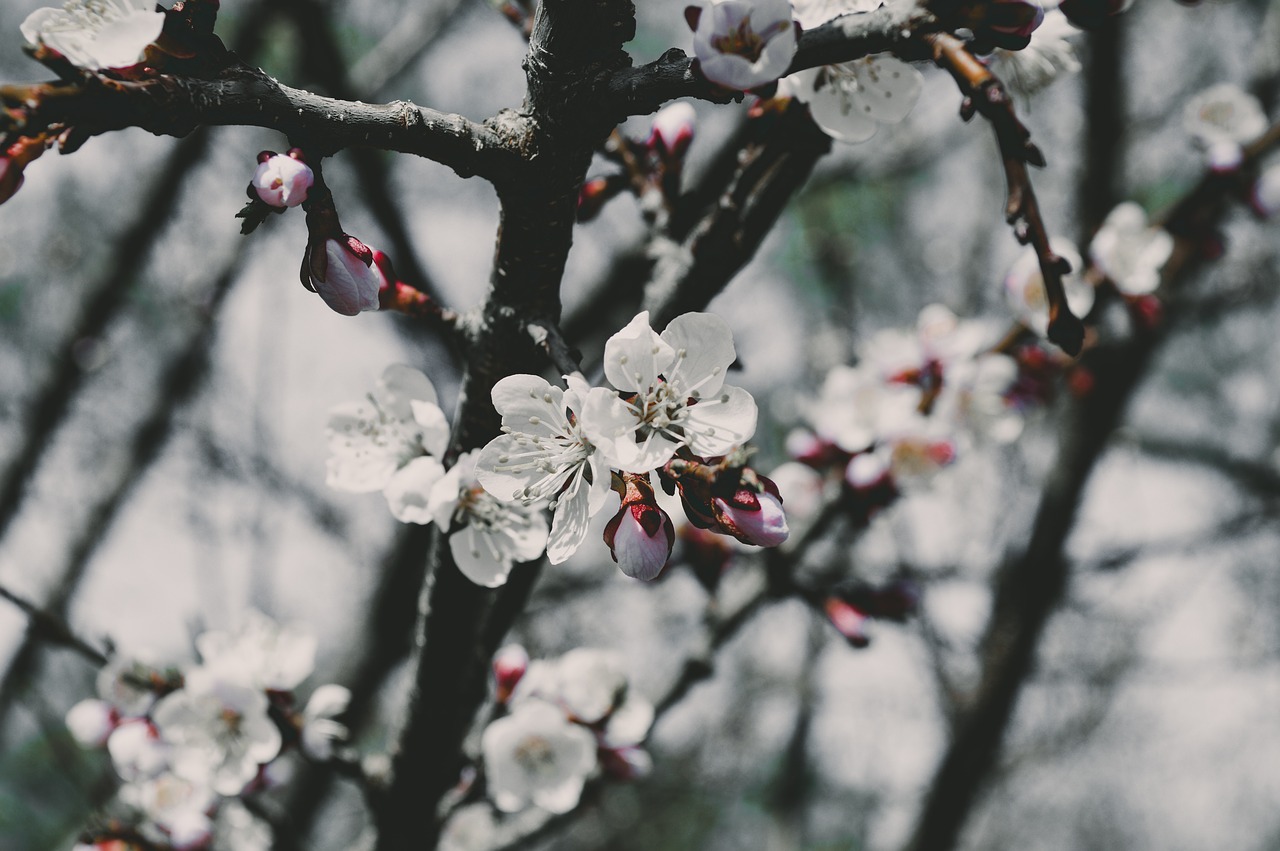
[648,102,696,160]
[0,136,48,207]
[252,149,313,208]
[301,234,382,316]
[605,476,675,581]
[711,475,789,547]
[824,597,871,647]
[65,698,117,748]
[492,644,529,704]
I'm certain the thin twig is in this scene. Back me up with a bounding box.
[0,584,108,667]
[924,32,1084,355]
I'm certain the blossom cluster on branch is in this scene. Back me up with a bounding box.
[64,612,349,851]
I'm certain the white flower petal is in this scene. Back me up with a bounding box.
[410,400,451,457]
[603,311,675,394]
[662,311,736,398]
[546,473,592,564]
[684,384,758,456]
[384,456,446,524]
[450,526,513,588]
[376,364,438,420]
[490,374,565,436]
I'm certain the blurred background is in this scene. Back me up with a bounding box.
[1,0,1280,849]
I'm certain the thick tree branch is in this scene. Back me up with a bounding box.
[375,3,639,848]
[3,63,522,182]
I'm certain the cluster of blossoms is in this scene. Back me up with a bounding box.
[64,612,349,850]
[327,311,788,587]
[789,303,1068,526]
[481,647,652,814]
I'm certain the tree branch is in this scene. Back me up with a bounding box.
[3,63,522,182]
[924,32,1084,355]
[0,584,109,667]
[601,0,938,118]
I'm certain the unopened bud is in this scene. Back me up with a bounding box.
[649,102,696,159]
[252,151,314,208]
[824,597,871,647]
[605,476,675,581]
[493,644,529,704]
[712,476,789,547]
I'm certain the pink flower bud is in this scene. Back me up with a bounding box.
[302,235,382,316]
[824,597,870,647]
[605,496,675,581]
[1206,140,1244,174]
[493,644,529,704]
[712,478,789,547]
[252,151,314,208]
[649,102,696,159]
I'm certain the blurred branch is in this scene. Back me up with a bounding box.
[348,0,469,95]
[0,584,108,667]
[1126,436,1280,503]
[643,105,832,329]
[0,252,242,725]
[901,117,1280,851]
[1079,18,1125,239]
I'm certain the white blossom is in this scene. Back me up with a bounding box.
[428,451,550,587]
[476,374,610,564]
[1089,201,1174,295]
[806,364,922,454]
[933,353,1024,444]
[107,718,170,782]
[151,666,282,796]
[21,0,165,70]
[482,699,598,814]
[785,56,922,143]
[1183,83,1267,148]
[987,10,1082,98]
[513,648,629,724]
[582,311,758,472]
[66,698,116,747]
[691,0,796,91]
[121,772,217,850]
[194,609,316,692]
[326,365,450,511]
[300,684,351,761]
